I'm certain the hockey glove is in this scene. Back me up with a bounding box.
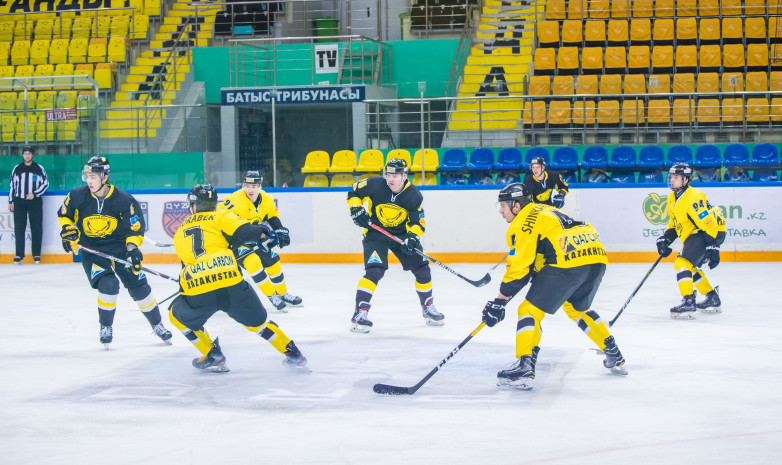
[400,233,422,255]
[656,236,673,258]
[552,193,565,209]
[60,224,80,253]
[275,227,291,248]
[350,206,371,228]
[259,229,279,253]
[126,246,143,274]
[704,245,720,269]
[482,298,507,327]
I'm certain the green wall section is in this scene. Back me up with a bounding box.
[0,153,204,192]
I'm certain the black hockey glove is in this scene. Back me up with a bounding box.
[350,206,370,228]
[127,246,143,274]
[704,245,720,269]
[400,233,422,255]
[656,236,673,258]
[60,224,80,253]
[258,229,279,253]
[482,298,507,327]
[275,227,290,248]
[552,193,565,209]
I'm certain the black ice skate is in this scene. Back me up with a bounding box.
[269,293,288,313]
[497,346,540,390]
[281,293,303,307]
[192,338,230,373]
[152,323,173,345]
[670,294,696,319]
[696,286,722,313]
[282,341,310,372]
[422,301,445,326]
[350,307,373,333]
[603,336,628,375]
[99,325,113,349]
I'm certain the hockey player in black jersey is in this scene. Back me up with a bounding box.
[522,157,568,208]
[58,156,172,348]
[346,158,444,333]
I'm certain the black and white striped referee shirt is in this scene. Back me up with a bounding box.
[8,161,49,203]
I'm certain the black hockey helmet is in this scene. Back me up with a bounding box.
[22,145,34,154]
[187,184,218,212]
[498,182,531,209]
[668,163,693,192]
[243,170,263,185]
[385,158,409,176]
[530,156,545,168]
[82,156,110,181]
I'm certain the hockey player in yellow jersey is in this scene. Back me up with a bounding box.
[655,163,726,319]
[217,170,301,312]
[168,184,307,372]
[480,183,626,390]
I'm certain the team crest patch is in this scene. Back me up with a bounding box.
[368,251,383,264]
[697,209,709,220]
[162,201,191,238]
[91,264,104,279]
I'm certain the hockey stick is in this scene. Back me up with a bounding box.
[144,236,174,247]
[374,322,486,395]
[608,254,664,327]
[368,223,491,287]
[78,245,179,283]
[487,252,510,272]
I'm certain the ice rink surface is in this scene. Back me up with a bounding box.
[1,261,781,465]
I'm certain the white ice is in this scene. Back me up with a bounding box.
[1,261,781,465]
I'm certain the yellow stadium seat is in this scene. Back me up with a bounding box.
[75,63,94,79]
[745,0,766,15]
[111,16,130,36]
[132,14,150,40]
[34,64,54,87]
[581,47,603,74]
[747,98,770,123]
[356,149,385,173]
[604,46,627,74]
[0,41,10,63]
[747,44,769,73]
[11,40,30,66]
[599,74,622,95]
[721,17,743,45]
[771,98,782,123]
[697,99,720,124]
[697,73,720,95]
[652,19,674,46]
[328,150,357,173]
[387,149,412,166]
[607,19,628,46]
[624,74,646,95]
[34,19,53,40]
[567,0,585,19]
[14,65,34,78]
[330,174,355,187]
[410,172,437,186]
[29,39,49,65]
[698,0,719,16]
[1,114,16,142]
[629,19,650,45]
[676,0,697,16]
[87,37,107,63]
[698,18,720,45]
[772,45,782,69]
[0,91,16,110]
[545,0,566,20]
[610,0,629,18]
[572,100,596,125]
[576,74,599,94]
[771,72,782,92]
[746,72,769,93]
[0,22,12,41]
[699,44,721,73]
[549,100,571,126]
[96,16,110,37]
[0,65,14,78]
[57,90,77,108]
[655,0,674,17]
[108,36,126,63]
[675,17,697,45]
[537,21,559,48]
[552,75,574,95]
[36,90,56,110]
[562,20,582,47]
[584,20,605,46]
[628,46,650,74]
[302,175,328,188]
[411,149,439,172]
[745,17,767,45]
[722,44,745,73]
[528,75,551,96]
[53,63,75,90]
[675,45,697,73]
[51,17,70,39]
[533,48,556,75]
[145,0,161,17]
[597,100,620,125]
[94,62,113,89]
[622,99,644,125]
[556,47,579,75]
[49,39,69,65]
[71,17,92,38]
[672,98,695,124]
[720,0,741,17]
[722,98,743,123]
[15,113,38,141]
[647,99,671,125]
[301,150,331,173]
[632,0,653,18]
[523,100,546,127]
[590,0,610,19]
[722,73,744,93]
[648,74,671,93]
[15,91,35,111]
[69,37,88,64]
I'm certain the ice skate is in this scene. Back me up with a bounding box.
[99,325,113,349]
[670,294,696,319]
[350,307,373,333]
[602,336,628,375]
[281,293,303,307]
[497,347,539,390]
[33,256,40,264]
[152,323,173,345]
[269,293,288,313]
[422,301,445,326]
[192,338,230,373]
[13,256,22,265]
[696,286,722,313]
[281,341,310,372]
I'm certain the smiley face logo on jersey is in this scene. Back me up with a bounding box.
[83,214,119,238]
[376,203,408,227]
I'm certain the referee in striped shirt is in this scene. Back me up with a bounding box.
[8,146,49,264]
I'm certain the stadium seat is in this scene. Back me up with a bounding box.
[33,64,54,87]
[528,75,551,97]
[556,47,579,75]
[698,18,720,45]
[675,46,697,74]
[387,149,411,166]
[467,148,494,171]
[567,0,585,19]
[652,45,673,74]
[10,40,30,66]
[667,145,693,167]
[747,44,769,73]
[583,169,610,183]
[611,0,630,18]
[623,74,646,96]
[597,100,620,125]
[607,19,628,46]
[697,99,720,125]
[411,149,439,172]
[698,0,719,16]
[772,98,782,124]
[723,144,750,166]
[441,173,467,185]
[604,46,627,74]
[630,19,651,45]
[93,62,113,89]
[533,48,556,75]
[328,150,357,173]
[590,0,610,18]
[523,147,550,169]
[697,73,720,96]
[300,150,330,174]
[675,17,697,46]
[302,175,329,187]
[751,144,779,165]
[69,37,88,64]
[537,21,560,48]
[584,20,606,47]
[410,172,437,186]
[467,172,494,185]
[723,44,745,73]
[87,37,107,63]
[545,0,566,20]
[745,0,766,15]
[549,100,572,126]
[108,36,126,63]
[494,147,522,171]
[628,46,650,74]
[609,146,636,168]
[439,148,467,172]
[581,47,603,74]
[722,98,744,124]
[0,91,16,110]
[561,20,582,47]
[637,145,664,168]
[599,74,622,95]
[637,170,663,183]
[495,172,520,185]
[752,169,779,182]
[330,174,355,187]
[694,145,722,168]
[582,146,608,169]
[356,149,384,173]
[654,0,674,17]
[29,39,49,65]
[745,17,767,45]
[722,72,744,93]
[622,100,645,125]
[551,146,579,170]
[721,17,742,45]
[552,75,574,96]
[699,44,721,73]
[676,0,697,16]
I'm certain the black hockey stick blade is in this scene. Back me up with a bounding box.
[372,383,413,395]
[467,272,492,287]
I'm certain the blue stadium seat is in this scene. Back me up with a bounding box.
[583,169,609,183]
[581,146,608,169]
[523,147,550,169]
[467,148,494,171]
[751,143,779,165]
[694,167,720,182]
[667,145,694,167]
[724,167,750,182]
[494,147,523,171]
[609,146,636,168]
[496,172,521,184]
[441,172,467,185]
[637,146,665,168]
[694,145,722,168]
[637,170,664,183]
[468,172,494,184]
[561,171,578,184]
[723,144,750,166]
[439,148,467,171]
[550,147,579,170]
[752,169,779,182]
